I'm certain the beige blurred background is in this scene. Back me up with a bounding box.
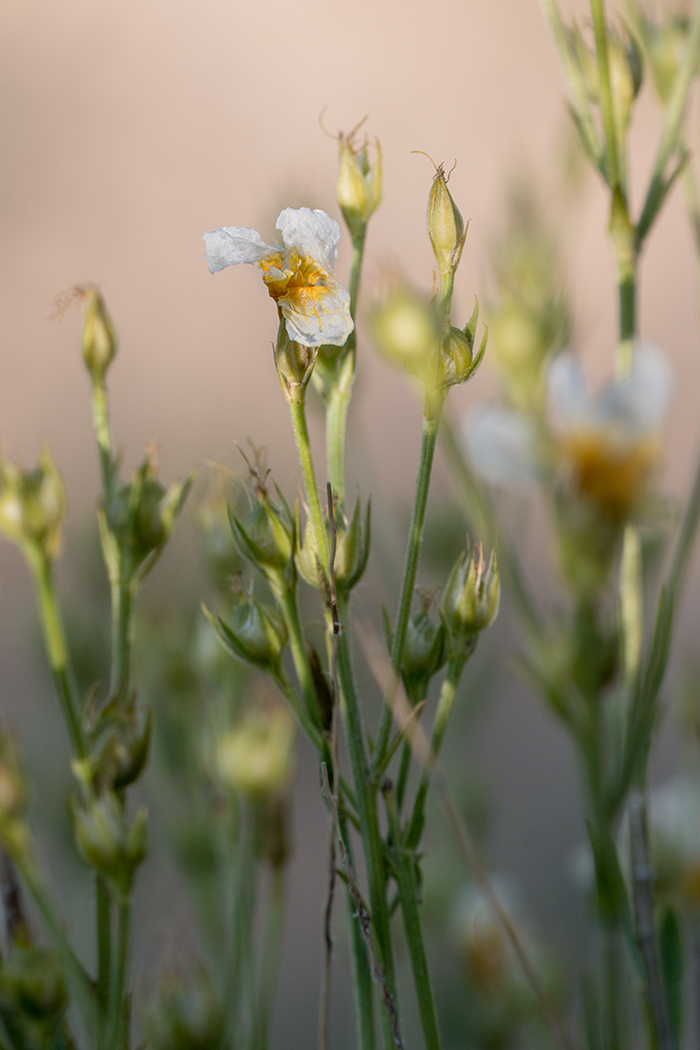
[2,0,700,1044]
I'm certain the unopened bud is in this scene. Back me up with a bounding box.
[81,287,118,384]
[569,24,642,135]
[0,447,66,562]
[145,968,225,1050]
[296,495,370,595]
[230,485,296,592]
[426,164,466,278]
[72,789,147,894]
[217,706,295,798]
[369,286,440,378]
[398,599,447,704]
[648,13,698,103]
[203,586,288,675]
[442,544,500,654]
[337,133,382,241]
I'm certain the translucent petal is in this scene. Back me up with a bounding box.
[547,351,590,427]
[600,341,672,433]
[462,406,539,487]
[203,227,278,273]
[276,208,340,273]
[279,274,353,348]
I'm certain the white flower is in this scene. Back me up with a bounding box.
[463,342,671,516]
[203,207,353,349]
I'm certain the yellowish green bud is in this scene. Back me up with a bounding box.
[392,598,446,704]
[0,447,66,563]
[0,946,67,1022]
[295,495,370,595]
[274,321,317,400]
[426,164,466,278]
[369,286,441,375]
[229,484,296,593]
[81,286,118,384]
[145,969,224,1050]
[87,695,152,792]
[204,586,288,675]
[647,13,697,104]
[442,544,500,653]
[217,706,295,798]
[569,24,642,135]
[337,132,382,241]
[72,788,147,894]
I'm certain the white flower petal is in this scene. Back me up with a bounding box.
[276,208,340,272]
[547,351,591,427]
[462,406,539,488]
[280,275,353,348]
[600,341,672,433]
[203,226,278,273]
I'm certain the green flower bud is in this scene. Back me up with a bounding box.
[274,321,318,399]
[337,132,382,241]
[0,946,67,1022]
[399,601,447,704]
[295,495,370,595]
[145,969,224,1050]
[217,706,295,799]
[230,485,296,592]
[203,586,288,675]
[647,13,698,104]
[369,286,441,378]
[442,544,500,653]
[81,286,118,384]
[72,788,147,895]
[0,447,66,562]
[87,695,152,792]
[427,164,466,278]
[568,23,642,135]
[437,311,487,389]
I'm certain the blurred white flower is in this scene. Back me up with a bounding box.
[463,342,671,516]
[203,207,353,349]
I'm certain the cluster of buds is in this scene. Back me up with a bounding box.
[337,125,383,244]
[0,448,66,567]
[296,494,370,596]
[144,968,224,1050]
[441,543,500,659]
[71,762,147,897]
[566,22,643,139]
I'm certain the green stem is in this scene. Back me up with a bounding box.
[253,866,285,1050]
[340,811,376,1050]
[373,402,443,773]
[590,0,620,190]
[109,582,132,699]
[28,551,85,758]
[276,588,322,732]
[91,383,113,498]
[405,657,466,850]
[288,393,329,570]
[107,896,130,1050]
[96,875,112,1015]
[336,596,397,1050]
[384,786,442,1050]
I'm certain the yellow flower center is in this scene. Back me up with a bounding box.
[259,250,331,310]
[560,430,657,517]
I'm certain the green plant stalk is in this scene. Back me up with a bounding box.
[373,403,443,772]
[110,580,132,699]
[288,393,329,570]
[96,875,112,1014]
[590,0,620,191]
[384,786,442,1050]
[326,232,366,508]
[253,866,285,1050]
[336,596,397,1050]
[222,815,254,1049]
[28,550,85,759]
[107,896,131,1050]
[340,810,376,1050]
[91,382,113,499]
[405,656,466,849]
[277,588,323,733]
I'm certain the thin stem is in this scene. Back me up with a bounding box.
[384,785,442,1050]
[288,393,329,570]
[336,596,397,1050]
[253,865,285,1050]
[340,811,376,1050]
[276,588,323,732]
[96,875,112,1015]
[107,896,131,1050]
[628,790,675,1050]
[91,382,113,498]
[28,552,85,758]
[373,402,443,774]
[590,0,620,190]
[109,582,132,699]
[405,657,466,850]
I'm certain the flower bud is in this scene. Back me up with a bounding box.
[568,24,642,135]
[87,695,152,791]
[442,544,500,654]
[274,321,318,399]
[72,788,147,895]
[427,165,466,278]
[144,968,224,1050]
[296,495,370,595]
[217,706,295,799]
[369,286,441,380]
[0,447,66,562]
[81,287,118,384]
[647,13,698,104]
[203,586,288,675]
[0,946,67,1023]
[337,133,382,242]
[438,314,487,390]
[398,601,447,704]
[230,484,295,594]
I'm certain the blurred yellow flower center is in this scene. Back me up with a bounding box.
[560,430,657,517]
